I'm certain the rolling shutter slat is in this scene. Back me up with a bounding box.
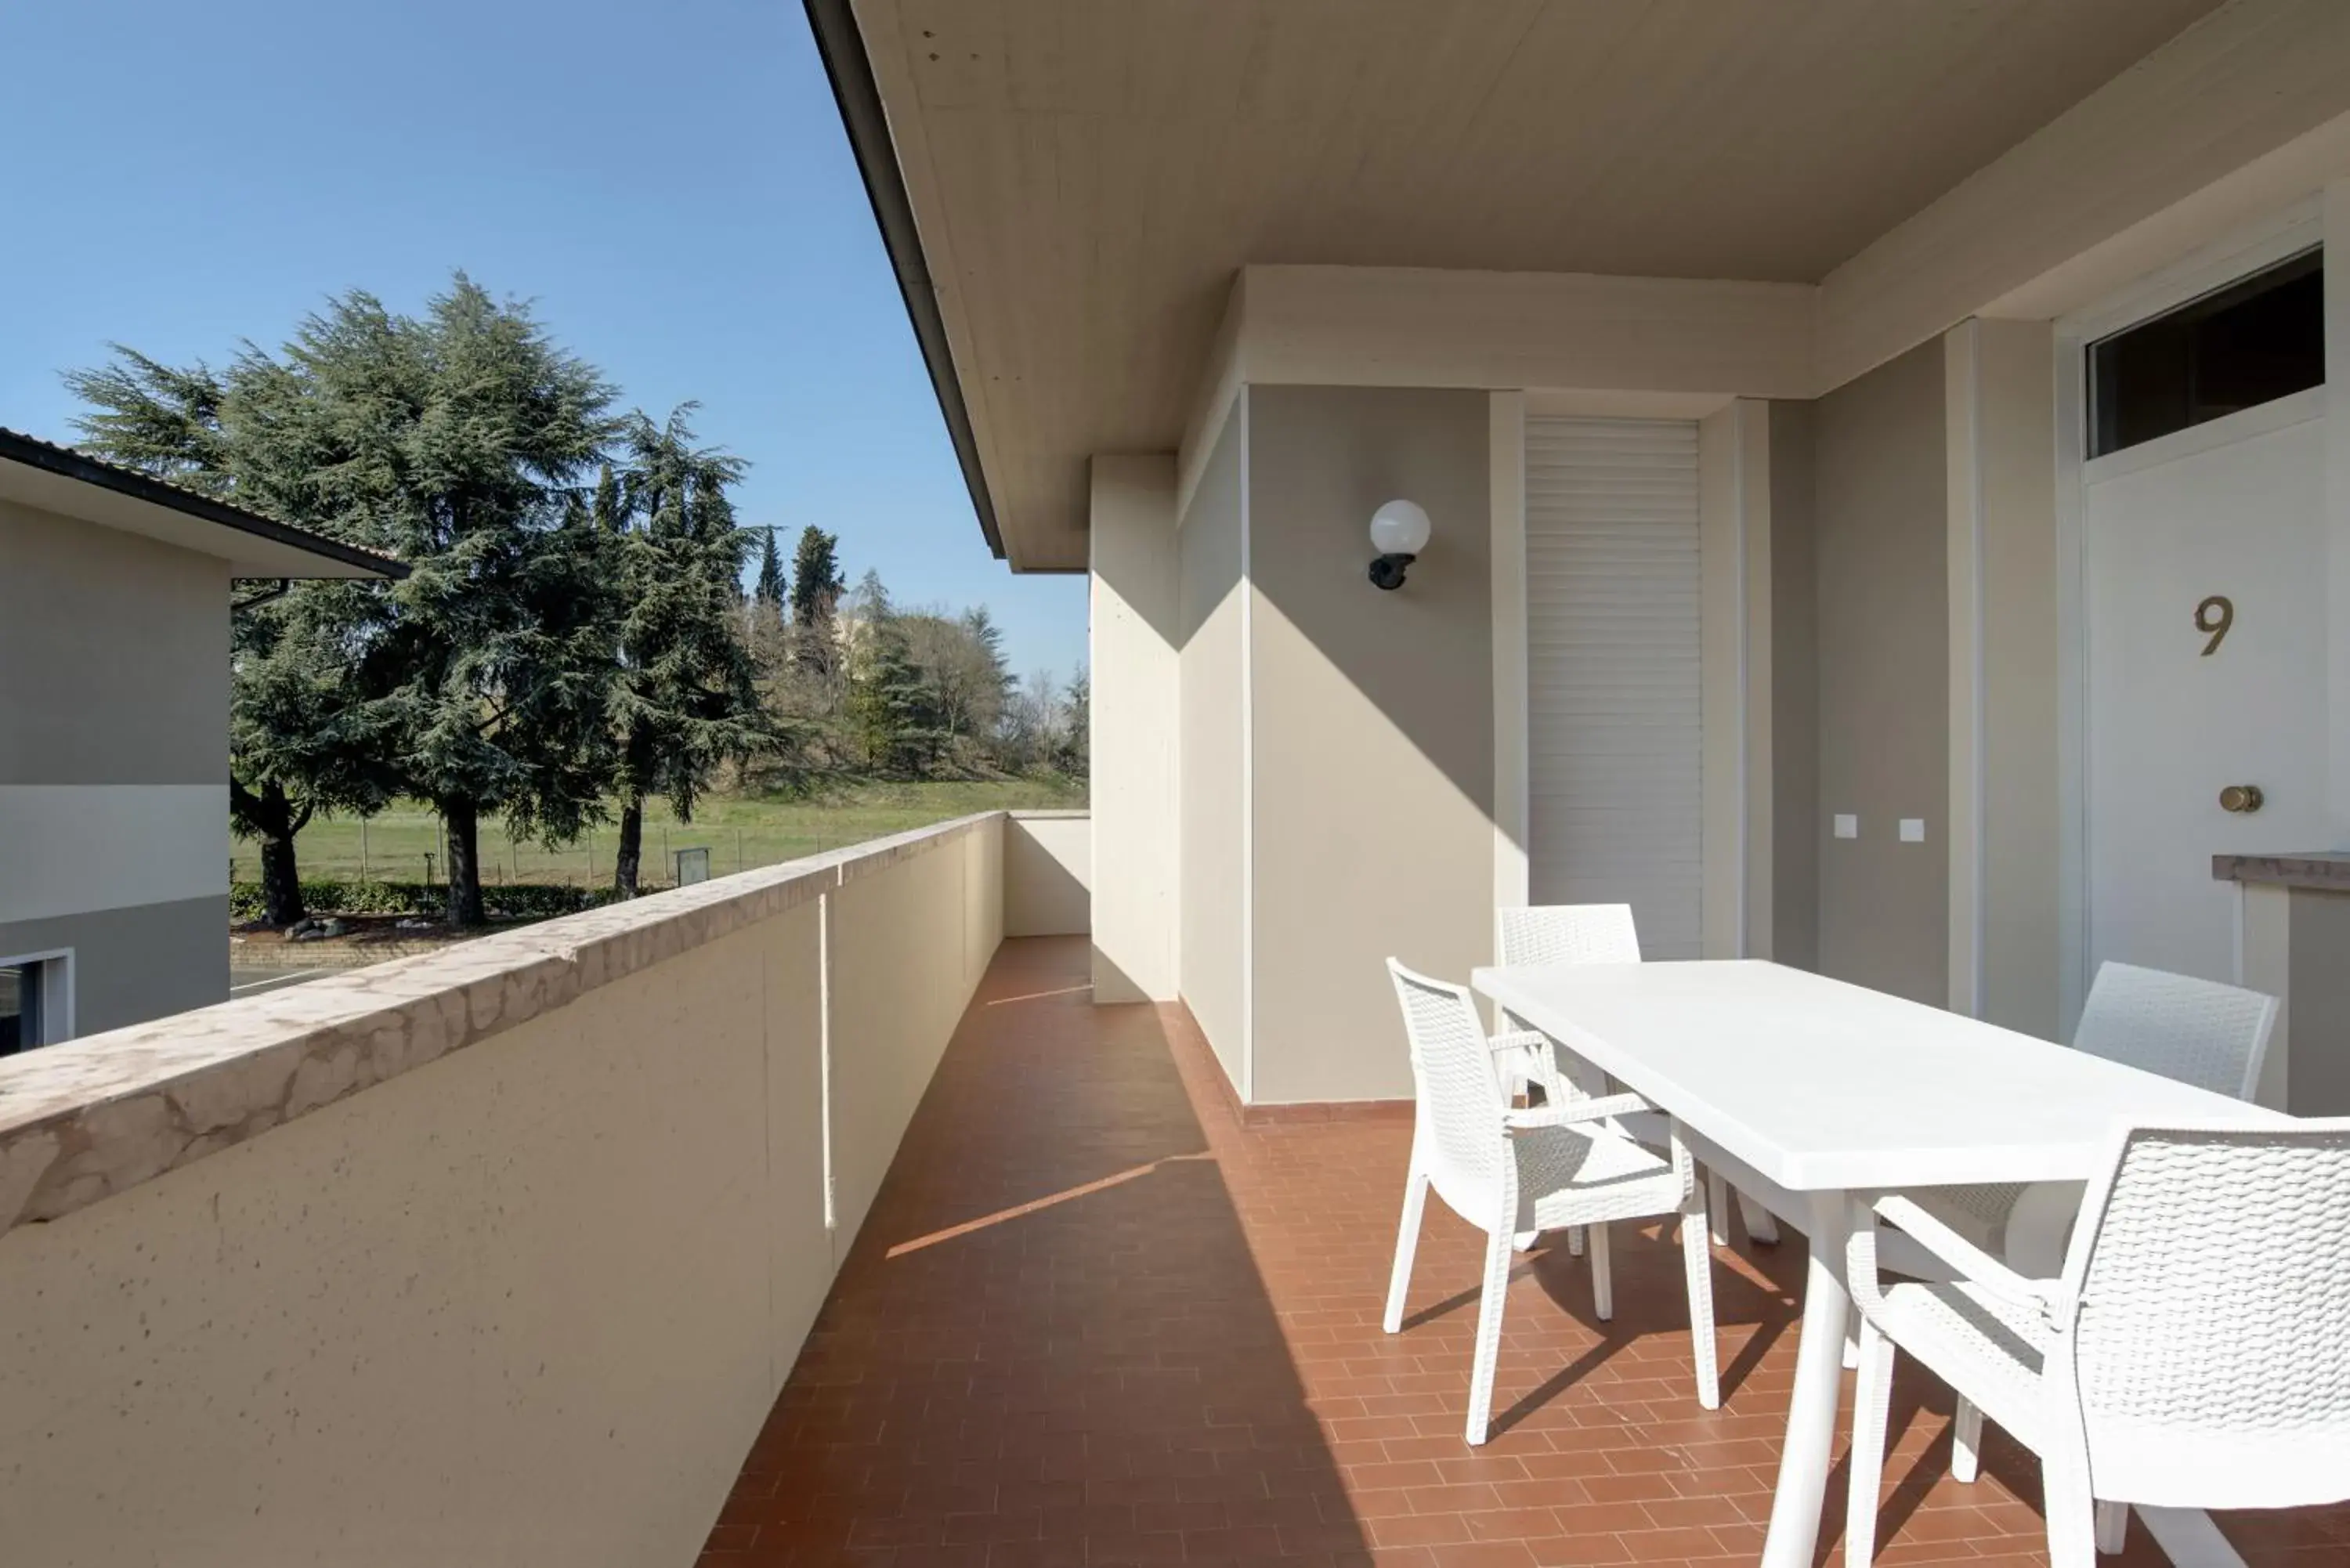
[1525,417,1704,959]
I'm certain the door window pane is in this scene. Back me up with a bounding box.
[0,963,43,1057]
[2088,248,2323,459]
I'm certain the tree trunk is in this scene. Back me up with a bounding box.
[235,779,312,929]
[442,795,488,928]
[258,833,306,929]
[614,795,645,898]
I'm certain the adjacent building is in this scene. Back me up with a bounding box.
[0,428,403,1050]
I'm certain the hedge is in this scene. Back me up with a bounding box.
[230,880,621,923]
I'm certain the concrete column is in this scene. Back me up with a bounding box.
[2237,880,2291,1109]
[1698,399,1772,959]
[1946,318,2059,1039]
[2326,183,2350,847]
[1088,456,1181,1002]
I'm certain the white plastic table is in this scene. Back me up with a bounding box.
[1471,959,2283,1568]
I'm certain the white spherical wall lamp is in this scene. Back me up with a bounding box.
[1367,498,1431,591]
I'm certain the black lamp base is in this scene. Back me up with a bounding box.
[1368,553,1415,591]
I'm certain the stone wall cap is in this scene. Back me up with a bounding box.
[2212,851,2350,892]
[0,811,1001,1236]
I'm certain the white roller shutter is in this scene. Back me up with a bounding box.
[1524,417,1704,959]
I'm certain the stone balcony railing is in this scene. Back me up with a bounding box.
[0,808,1090,1566]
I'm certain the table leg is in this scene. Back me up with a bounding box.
[1759,1191,1853,1568]
[2136,1507,2249,1568]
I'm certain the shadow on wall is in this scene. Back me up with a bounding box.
[1004,813,1091,937]
[1106,366,1962,1104]
[1159,385,1497,1106]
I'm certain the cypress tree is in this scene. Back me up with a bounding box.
[787,525,846,672]
[753,526,786,607]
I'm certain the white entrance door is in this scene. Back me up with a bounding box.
[1524,417,1704,958]
[2084,391,2327,986]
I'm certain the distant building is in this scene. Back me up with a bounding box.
[0,428,404,1053]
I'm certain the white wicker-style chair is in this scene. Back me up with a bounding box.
[1911,963,2278,1253]
[1496,902,1643,969]
[1901,963,2276,1483]
[1844,1119,2350,1568]
[1490,904,1640,1098]
[1380,959,1719,1445]
[1493,904,1781,1249]
[1491,905,1643,1255]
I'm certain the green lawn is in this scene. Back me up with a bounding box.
[230,777,1086,888]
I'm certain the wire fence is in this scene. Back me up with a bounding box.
[230,817,871,891]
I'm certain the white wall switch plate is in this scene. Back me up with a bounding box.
[1900,818,1926,843]
[1833,814,1858,840]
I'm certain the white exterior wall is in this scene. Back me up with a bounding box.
[1176,407,1250,1091]
[1003,811,1090,938]
[1086,458,1180,999]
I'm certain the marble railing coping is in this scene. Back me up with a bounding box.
[0,811,1002,1237]
[2212,851,2350,892]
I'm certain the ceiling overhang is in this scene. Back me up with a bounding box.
[812,0,2350,573]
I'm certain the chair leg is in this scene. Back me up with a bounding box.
[1950,1396,1983,1483]
[1679,1173,1720,1410]
[1845,1317,1896,1568]
[1567,1224,1585,1257]
[1382,1168,1429,1335]
[2044,1450,2099,1568]
[1589,1220,1614,1321]
[1464,1227,1514,1446]
[1735,1187,1780,1245]
[2094,1501,2128,1555]
[1706,1169,1731,1247]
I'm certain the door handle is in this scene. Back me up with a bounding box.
[2219,784,2264,815]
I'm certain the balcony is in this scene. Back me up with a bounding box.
[0,813,2341,1566]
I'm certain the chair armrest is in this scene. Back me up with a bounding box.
[1505,1092,1654,1130]
[1867,1194,2073,1323]
[1489,1029,1578,1105]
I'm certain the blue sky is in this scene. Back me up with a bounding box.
[0,0,1087,682]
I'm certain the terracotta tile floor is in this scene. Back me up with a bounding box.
[704,937,2349,1567]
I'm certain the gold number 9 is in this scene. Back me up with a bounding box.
[2196,594,2233,657]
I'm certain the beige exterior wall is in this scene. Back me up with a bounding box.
[1003,811,1090,938]
[0,497,233,1032]
[1811,341,1950,1006]
[0,497,229,787]
[1177,403,1249,1090]
[1952,320,2063,1037]
[1698,401,1774,959]
[1246,386,1493,1105]
[2243,882,2294,1108]
[1087,458,1180,999]
[2285,888,2350,1114]
[2229,881,2350,1114]
[0,818,1004,1566]
[1767,400,1821,972]
[2244,880,2350,1115]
